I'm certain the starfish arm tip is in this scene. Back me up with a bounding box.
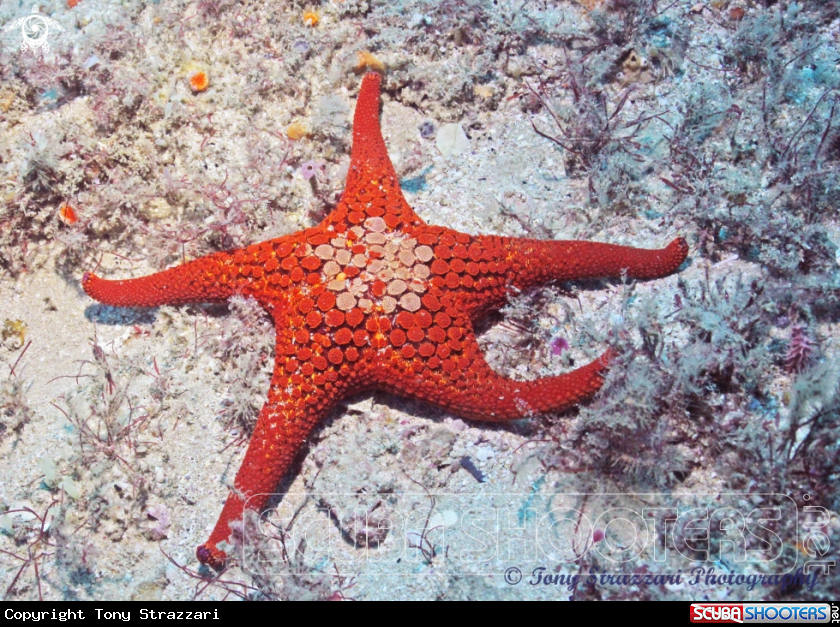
[669,236,690,264]
[81,271,113,303]
[599,346,618,367]
[505,234,690,288]
[80,252,238,308]
[196,543,228,571]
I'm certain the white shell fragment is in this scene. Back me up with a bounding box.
[436,122,470,157]
[83,55,100,70]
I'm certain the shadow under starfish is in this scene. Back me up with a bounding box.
[82,72,689,569]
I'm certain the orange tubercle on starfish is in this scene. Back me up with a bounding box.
[302,10,319,26]
[81,72,689,570]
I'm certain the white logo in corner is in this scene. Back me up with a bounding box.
[4,6,64,55]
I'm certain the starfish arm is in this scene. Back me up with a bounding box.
[197,385,327,569]
[498,236,689,292]
[82,251,240,308]
[376,325,614,422]
[197,325,365,569]
[332,72,423,230]
[347,72,393,181]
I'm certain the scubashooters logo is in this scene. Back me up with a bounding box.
[692,605,744,623]
[691,603,832,624]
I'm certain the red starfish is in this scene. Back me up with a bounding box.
[82,73,688,569]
